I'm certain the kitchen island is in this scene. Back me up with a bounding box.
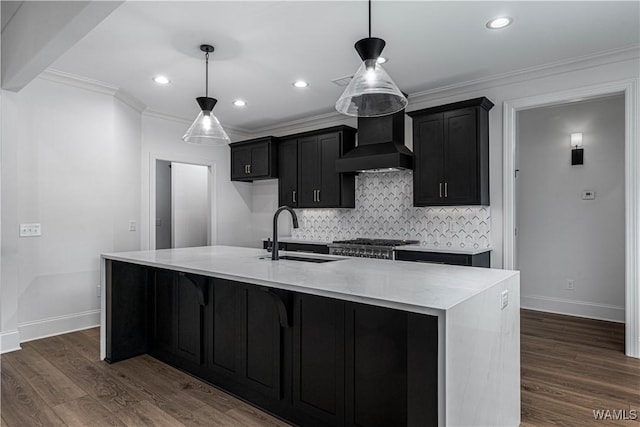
[100,245,520,427]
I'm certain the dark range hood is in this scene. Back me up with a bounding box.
[335,109,413,173]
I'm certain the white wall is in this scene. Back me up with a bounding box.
[172,162,208,248]
[155,160,171,249]
[1,76,141,347]
[516,95,625,321]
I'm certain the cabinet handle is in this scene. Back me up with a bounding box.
[244,164,249,174]
[439,183,443,198]
[313,190,317,202]
[317,189,320,202]
[248,164,251,174]
[444,182,448,198]
[292,190,296,203]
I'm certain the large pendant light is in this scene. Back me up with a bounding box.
[335,0,407,117]
[182,44,230,144]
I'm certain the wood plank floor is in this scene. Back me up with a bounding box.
[1,310,638,426]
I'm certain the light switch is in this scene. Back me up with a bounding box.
[20,223,41,237]
[582,190,596,200]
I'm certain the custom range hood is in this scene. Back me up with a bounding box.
[335,109,413,173]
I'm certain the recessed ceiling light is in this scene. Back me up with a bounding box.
[233,99,247,107]
[486,16,513,29]
[152,75,170,85]
[293,80,309,88]
[376,56,388,64]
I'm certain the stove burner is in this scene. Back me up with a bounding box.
[328,238,419,259]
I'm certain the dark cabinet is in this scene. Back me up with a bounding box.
[148,269,207,368]
[278,126,356,208]
[230,136,278,181]
[409,97,493,206]
[293,294,345,426]
[278,138,298,207]
[395,249,491,267]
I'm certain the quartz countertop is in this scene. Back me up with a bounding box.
[102,245,517,315]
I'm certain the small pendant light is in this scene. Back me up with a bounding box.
[183,44,230,144]
[335,0,408,117]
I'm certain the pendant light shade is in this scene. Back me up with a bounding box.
[183,45,230,145]
[335,3,407,117]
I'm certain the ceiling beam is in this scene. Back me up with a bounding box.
[1,0,123,91]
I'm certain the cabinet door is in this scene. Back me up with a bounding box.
[231,146,252,179]
[345,303,408,427]
[175,273,206,365]
[318,132,341,208]
[249,142,270,177]
[278,139,298,207]
[298,136,320,206]
[240,286,283,399]
[149,269,175,355]
[443,108,478,204]
[293,294,345,426]
[208,278,241,378]
[413,114,445,206]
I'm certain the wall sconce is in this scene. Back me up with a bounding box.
[571,132,584,165]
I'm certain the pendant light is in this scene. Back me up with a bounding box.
[335,0,408,117]
[182,44,230,144]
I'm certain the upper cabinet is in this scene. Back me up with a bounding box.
[278,126,356,208]
[230,136,278,182]
[408,97,493,206]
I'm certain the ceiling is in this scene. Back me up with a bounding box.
[49,1,639,133]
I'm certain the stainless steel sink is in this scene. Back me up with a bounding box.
[259,254,342,263]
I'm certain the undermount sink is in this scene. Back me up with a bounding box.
[259,254,342,263]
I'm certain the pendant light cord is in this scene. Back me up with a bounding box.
[204,51,209,98]
[368,0,371,38]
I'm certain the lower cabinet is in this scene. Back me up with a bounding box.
[107,260,438,427]
[395,249,491,267]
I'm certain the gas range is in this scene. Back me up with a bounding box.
[328,238,419,260]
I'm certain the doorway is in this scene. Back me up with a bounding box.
[515,95,625,323]
[154,160,211,249]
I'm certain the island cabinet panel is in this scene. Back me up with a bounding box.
[207,278,240,378]
[293,294,346,427]
[105,260,148,363]
[240,286,283,399]
[148,270,207,370]
[345,303,408,427]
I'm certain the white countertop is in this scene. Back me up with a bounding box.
[265,237,491,255]
[102,245,517,315]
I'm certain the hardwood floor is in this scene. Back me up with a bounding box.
[1,310,638,426]
[521,309,639,426]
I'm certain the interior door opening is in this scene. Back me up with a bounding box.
[155,160,210,249]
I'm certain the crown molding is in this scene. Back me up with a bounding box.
[114,89,146,113]
[247,110,356,137]
[39,68,119,96]
[142,109,192,124]
[406,44,640,112]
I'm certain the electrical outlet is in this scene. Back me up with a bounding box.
[501,290,509,310]
[128,220,136,231]
[566,279,575,290]
[19,223,41,237]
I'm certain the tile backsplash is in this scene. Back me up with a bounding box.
[291,171,491,249]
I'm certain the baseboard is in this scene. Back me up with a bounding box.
[521,295,625,323]
[0,329,22,354]
[18,309,100,343]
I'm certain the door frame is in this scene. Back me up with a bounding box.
[149,153,217,250]
[502,78,639,358]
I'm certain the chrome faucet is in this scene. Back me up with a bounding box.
[272,206,299,260]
